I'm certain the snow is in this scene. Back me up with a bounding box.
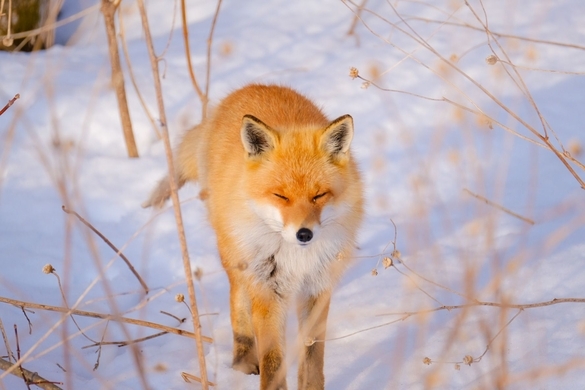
[1,0,585,389]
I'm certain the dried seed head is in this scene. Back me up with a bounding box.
[371,268,378,276]
[194,267,203,281]
[423,357,432,365]
[485,54,498,65]
[304,337,316,346]
[349,67,359,79]
[463,355,473,366]
[382,257,393,269]
[175,293,185,303]
[454,364,460,371]
[391,249,401,259]
[42,264,55,274]
[361,81,371,89]
[2,37,13,47]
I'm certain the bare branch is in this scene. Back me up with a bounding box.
[463,188,535,225]
[0,296,213,344]
[0,94,19,116]
[62,206,149,294]
[180,0,206,117]
[0,357,63,390]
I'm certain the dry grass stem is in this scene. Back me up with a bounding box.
[61,206,149,294]
[204,0,223,108]
[343,0,585,189]
[0,94,19,116]
[14,325,32,390]
[0,296,213,343]
[401,16,585,52]
[0,318,13,363]
[101,0,138,158]
[180,0,206,117]
[181,371,216,386]
[0,357,63,390]
[462,189,535,225]
[137,0,210,387]
[118,10,161,140]
[321,297,584,345]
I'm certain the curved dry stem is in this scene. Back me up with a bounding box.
[0,296,213,343]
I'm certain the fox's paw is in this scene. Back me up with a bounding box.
[232,360,259,375]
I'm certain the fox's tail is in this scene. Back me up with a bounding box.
[141,174,186,209]
[142,124,202,209]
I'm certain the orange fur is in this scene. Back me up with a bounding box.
[144,84,363,390]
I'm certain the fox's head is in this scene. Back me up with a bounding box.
[240,114,358,246]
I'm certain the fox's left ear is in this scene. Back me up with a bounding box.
[321,114,354,163]
[241,115,278,159]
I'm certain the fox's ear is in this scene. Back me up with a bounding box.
[321,114,354,162]
[241,115,278,158]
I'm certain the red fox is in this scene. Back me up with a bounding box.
[144,84,364,390]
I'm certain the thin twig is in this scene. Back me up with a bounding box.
[474,309,522,364]
[344,0,585,189]
[20,307,33,334]
[136,0,210,387]
[82,313,187,349]
[400,15,585,51]
[0,318,14,362]
[46,267,99,344]
[83,330,168,349]
[497,59,585,76]
[62,206,149,294]
[93,321,109,370]
[379,297,585,317]
[14,325,32,390]
[0,296,213,343]
[0,357,63,390]
[118,10,161,140]
[180,0,206,117]
[181,371,216,386]
[0,94,19,116]
[319,297,585,343]
[463,188,535,225]
[354,74,546,149]
[203,0,223,116]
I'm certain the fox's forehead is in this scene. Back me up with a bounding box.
[264,157,337,195]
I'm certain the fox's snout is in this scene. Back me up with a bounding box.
[296,227,313,243]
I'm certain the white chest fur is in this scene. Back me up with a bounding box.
[229,202,352,297]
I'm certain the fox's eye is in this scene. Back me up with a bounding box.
[312,192,328,203]
[273,193,289,202]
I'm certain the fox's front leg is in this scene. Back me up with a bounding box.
[226,270,259,375]
[251,289,288,390]
[297,290,332,390]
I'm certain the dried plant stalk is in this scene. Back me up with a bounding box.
[0,357,62,390]
[101,0,138,158]
[0,296,213,343]
[136,0,210,388]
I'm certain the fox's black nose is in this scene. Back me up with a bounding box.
[296,228,313,243]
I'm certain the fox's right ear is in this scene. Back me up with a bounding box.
[241,115,278,158]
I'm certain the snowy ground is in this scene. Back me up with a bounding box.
[1,0,584,389]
